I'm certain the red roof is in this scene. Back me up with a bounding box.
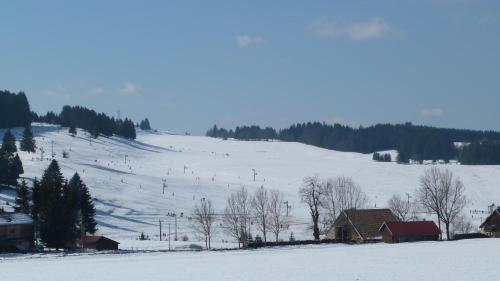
[82,235,104,244]
[82,235,119,244]
[381,221,440,236]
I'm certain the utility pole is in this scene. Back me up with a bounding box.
[405,193,412,205]
[39,147,44,161]
[174,213,178,241]
[284,201,291,216]
[125,155,128,164]
[252,169,257,182]
[162,179,167,194]
[168,223,171,251]
[159,219,162,241]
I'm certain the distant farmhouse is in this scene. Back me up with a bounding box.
[0,212,34,252]
[326,209,399,242]
[480,207,500,238]
[379,221,440,243]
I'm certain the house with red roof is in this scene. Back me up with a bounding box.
[379,221,440,243]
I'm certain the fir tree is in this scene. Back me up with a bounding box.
[31,178,41,220]
[62,179,80,245]
[1,129,17,153]
[0,152,23,186]
[20,126,36,152]
[69,124,77,136]
[10,154,24,185]
[78,176,97,234]
[140,118,151,130]
[38,160,67,249]
[15,180,30,214]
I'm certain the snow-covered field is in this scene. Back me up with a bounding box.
[0,239,497,281]
[1,124,500,248]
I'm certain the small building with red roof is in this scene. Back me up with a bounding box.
[81,235,119,251]
[379,221,440,243]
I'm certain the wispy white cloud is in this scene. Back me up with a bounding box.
[420,108,446,118]
[159,101,176,109]
[479,13,498,24]
[121,82,143,96]
[309,17,393,41]
[46,83,72,100]
[236,35,264,48]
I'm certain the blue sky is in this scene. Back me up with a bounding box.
[0,0,499,134]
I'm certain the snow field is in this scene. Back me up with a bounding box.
[1,124,499,248]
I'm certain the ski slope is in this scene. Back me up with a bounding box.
[1,124,499,248]
[0,239,498,281]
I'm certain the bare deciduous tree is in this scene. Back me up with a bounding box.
[321,176,367,227]
[452,214,474,237]
[252,186,270,242]
[268,189,288,242]
[299,175,323,240]
[440,176,467,240]
[223,187,251,248]
[192,198,216,250]
[417,167,467,240]
[388,194,415,221]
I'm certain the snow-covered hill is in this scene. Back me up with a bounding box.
[1,123,499,248]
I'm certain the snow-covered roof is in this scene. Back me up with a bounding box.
[0,212,33,226]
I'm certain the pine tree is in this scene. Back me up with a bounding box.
[1,129,17,153]
[38,160,67,249]
[31,178,41,220]
[0,152,9,185]
[140,118,151,130]
[15,180,30,214]
[0,152,23,186]
[69,124,77,136]
[62,179,80,245]
[9,154,24,185]
[20,126,36,152]
[78,177,97,234]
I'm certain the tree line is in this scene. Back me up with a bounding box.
[206,125,277,140]
[0,91,32,129]
[207,122,500,164]
[35,106,137,139]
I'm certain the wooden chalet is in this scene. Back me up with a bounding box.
[82,235,119,251]
[480,207,500,238]
[0,212,34,252]
[379,221,440,243]
[325,209,399,242]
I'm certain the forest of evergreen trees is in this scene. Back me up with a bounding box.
[31,161,97,249]
[0,90,32,128]
[207,122,500,165]
[206,125,277,140]
[35,106,137,139]
[1,118,97,250]
[459,140,500,165]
